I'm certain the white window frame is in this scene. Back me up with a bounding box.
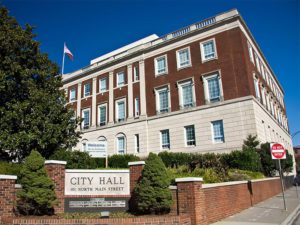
[98,103,107,126]
[254,77,261,100]
[116,134,126,154]
[178,79,196,109]
[184,125,196,147]
[176,47,192,69]
[134,134,140,153]
[202,72,223,104]
[154,55,168,76]
[81,108,90,129]
[261,86,266,106]
[200,38,218,62]
[69,88,76,102]
[155,86,171,114]
[115,98,126,122]
[133,66,139,81]
[134,97,140,117]
[99,77,107,93]
[248,41,255,64]
[117,72,125,87]
[254,53,261,73]
[211,120,225,143]
[83,83,91,97]
[160,129,170,150]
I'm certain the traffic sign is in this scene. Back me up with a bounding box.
[270,143,286,160]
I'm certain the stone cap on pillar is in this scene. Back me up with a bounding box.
[0,175,17,180]
[45,160,67,165]
[175,177,203,183]
[128,161,145,166]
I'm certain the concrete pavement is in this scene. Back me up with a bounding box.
[212,186,300,225]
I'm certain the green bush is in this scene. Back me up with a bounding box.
[50,149,98,169]
[17,150,56,215]
[134,153,172,214]
[158,151,192,168]
[228,169,264,181]
[108,154,140,168]
[0,161,22,177]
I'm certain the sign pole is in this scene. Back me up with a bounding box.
[278,159,287,211]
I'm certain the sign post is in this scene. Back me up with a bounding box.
[270,143,287,211]
[85,141,108,168]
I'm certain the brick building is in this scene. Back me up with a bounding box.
[62,9,293,158]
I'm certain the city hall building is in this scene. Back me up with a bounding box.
[62,9,293,157]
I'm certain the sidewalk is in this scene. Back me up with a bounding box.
[212,186,300,225]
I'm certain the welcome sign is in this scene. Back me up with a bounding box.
[65,169,130,196]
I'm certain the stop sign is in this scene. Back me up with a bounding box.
[270,143,286,159]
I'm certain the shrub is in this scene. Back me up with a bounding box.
[50,149,98,169]
[108,154,140,168]
[134,153,172,214]
[17,150,56,215]
[158,151,192,168]
[228,169,264,181]
[0,161,22,177]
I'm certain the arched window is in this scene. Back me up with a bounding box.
[115,133,126,154]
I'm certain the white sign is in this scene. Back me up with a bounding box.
[65,169,130,196]
[85,141,107,158]
[270,143,286,160]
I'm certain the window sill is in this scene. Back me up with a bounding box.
[155,71,168,77]
[177,64,192,71]
[201,57,218,63]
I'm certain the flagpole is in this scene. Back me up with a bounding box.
[62,43,65,75]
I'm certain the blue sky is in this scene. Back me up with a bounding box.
[2,0,300,145]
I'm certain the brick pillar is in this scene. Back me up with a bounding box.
[128,161,145,212]
[0,175,17,219]
[176,177,207,225]
[45,160,67,214]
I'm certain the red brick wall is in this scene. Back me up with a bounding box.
[0,178,16,219]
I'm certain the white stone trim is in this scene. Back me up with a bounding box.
[250,177,279,183]
[175,177,203,182]
[203,180,248,189]
[0,175,17,180]
[128,161,145,166]
[45,160,67,165]
[169,185,178,190]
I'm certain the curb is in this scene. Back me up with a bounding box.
[281,203,300,225]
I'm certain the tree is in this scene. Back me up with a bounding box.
[242,134,260,151]
[133,153,172,214]
[0,7,80,161]
[17,150,57,215]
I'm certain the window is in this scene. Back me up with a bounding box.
[254,53,261,73]
[117,135,126,154]
[261,65,266,80]
[248,41,254,64]
[155,87,170,114]
[82,108,90,129]
[135,97,140,117]
[84,83,91,97]
[185,125,196,146]
[99,78,107,93]
[211,120,224,143]
[69,88,76,101]
[200,39,217,61]
[179,80,194,108]
[254,78,261,100]
[117,72,125,87]
[116,99,126,122]
[135,134,140,153]
[160,129,170,150]
[203,73,222,103]
[98,104,107,126]
[133,66,139,81]
[261,87,266,106]
[155,55,167,75]
[176,47,191,69]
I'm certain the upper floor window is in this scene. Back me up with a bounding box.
[116,134,126,154]
[248,41,254,64]
[211,120,224,143]
[160,129,170,150]
[200,39,217,62]
[69,88,76,101]
[176,47,191,69]
[82,108,90,129]
[254,53,261,73]
[155,87,170,114]
[135,134,140,153]
[117,72,125,87]
[178,80,195,109]
[185,125,196,146]
[254,78,261,101]
[155,55,168,75]
[99,78,107,93]
[203,73,223,104]
[133,66,139,81]
[261,87,266,106]
[116,99,126,122]
[84,83,91,97]
[135,97,140,117]
[98,104,107,126]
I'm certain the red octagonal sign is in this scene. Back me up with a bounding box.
[270,143,286,160]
